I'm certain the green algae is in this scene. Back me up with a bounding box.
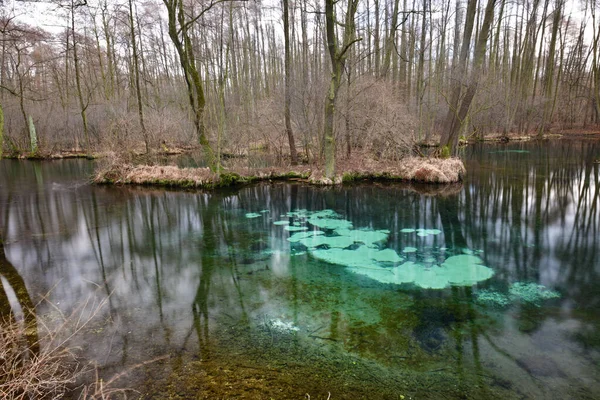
[349,261,446,288]
[309,209,339,218]
[263,248,307,257]
[287,231,325,242]
[348,265,397,282]
[391,262,428,284]
[348,255,494,289]
[334,228,389,247]
[311,245,403,270]
[286,209,310,218]
[439,255,494,285]
[402,228,442,237]
[412,267,450,289]
[312,247,382,269]
[284,226,309,232]
[509,282,560,305]
[417,228,441,236]
[476,282,560,308]
[297,234,357,249]
[476,290,511,308]
[370,248,403,263]
[270,209,494,289]
[307,217,353,230]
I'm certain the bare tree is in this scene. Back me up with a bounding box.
[323,0,360,179]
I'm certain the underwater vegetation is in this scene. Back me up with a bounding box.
[250,207,559,302]
[476,282,560,308]
[263,208,496,289]
[400,228,442,237]
[509,282,561,303]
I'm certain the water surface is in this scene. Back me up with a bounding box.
[1,140,599,399]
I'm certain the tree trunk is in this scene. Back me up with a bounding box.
[283,0,298,164]
[129,0,148,153]
[71,1,90,154]
[323,0,360,179]
[380,0,400,78]
[537,0,563,137]
[163,0,216,171]
[439,0,497,155]
[0,102,3,159]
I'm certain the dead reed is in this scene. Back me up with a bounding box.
[0,291,155,399]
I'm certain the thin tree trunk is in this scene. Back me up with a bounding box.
[439,0,497,155]
[163,0,216,171]
[380,0,400,78]
[538,0,563,137]
[71,1,90,154]
[323,0,360,179]
[283,0,298,164]
[0,102,3,159]
[129,0,148,153]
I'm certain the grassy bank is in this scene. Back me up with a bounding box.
[94,156,466,189]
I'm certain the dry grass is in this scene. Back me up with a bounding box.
[0,317,77,399]
[95,163,314,186]
[113,164,216,186]
[0,291,148,399]
[94,154,465,188]
[337,156,466,184]
[0,295,105,399]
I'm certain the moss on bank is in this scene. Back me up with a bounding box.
[94,157,465,189]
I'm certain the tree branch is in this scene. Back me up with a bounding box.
[338,37,362,60]
[180,0,248,34]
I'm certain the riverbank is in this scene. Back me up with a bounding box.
[1,151,97,160]
[93,157,466,188]
[0,145,190,160]
[4,128,598,162]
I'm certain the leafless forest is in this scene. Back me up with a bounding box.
[1,0,599,170]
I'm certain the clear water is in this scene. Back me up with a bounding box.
[0,140,599,399]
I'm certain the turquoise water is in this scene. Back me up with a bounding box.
[0,140,599,399]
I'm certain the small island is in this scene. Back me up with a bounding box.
[94,155,466,188]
